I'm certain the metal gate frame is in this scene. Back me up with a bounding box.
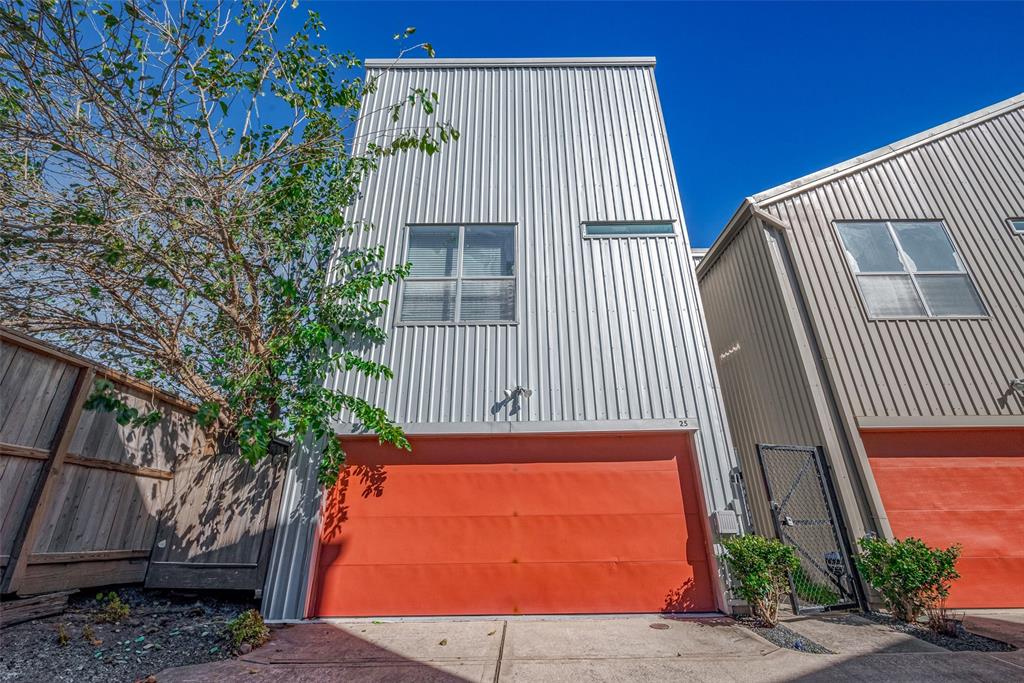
[756,444,866,614]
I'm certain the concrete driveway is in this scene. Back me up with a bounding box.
[158,615,1024,682]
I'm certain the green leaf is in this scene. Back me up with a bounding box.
[1,0,459,493]
[195,402,221,428]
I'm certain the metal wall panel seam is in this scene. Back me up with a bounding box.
[753,213,887,540]
[648,67,738,515]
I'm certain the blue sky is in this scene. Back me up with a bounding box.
[295,1,1024,247]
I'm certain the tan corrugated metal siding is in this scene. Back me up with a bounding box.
[762,104,1024,420]
[696,96,1024,558]
[263,60,741,620]
[697,216,829,534]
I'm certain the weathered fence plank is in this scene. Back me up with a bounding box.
[1,365,95,593]
[145,440,286,593]
[0,328,287,598]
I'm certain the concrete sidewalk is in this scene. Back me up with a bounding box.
[157,615,1024,682]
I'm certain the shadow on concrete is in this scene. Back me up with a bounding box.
[158,622,478,682]
[778,610,1023,683]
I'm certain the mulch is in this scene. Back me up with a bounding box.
[0,587,257,683]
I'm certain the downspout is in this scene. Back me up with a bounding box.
[748,204,893,541]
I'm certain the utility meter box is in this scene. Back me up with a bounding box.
[711,509,741,536]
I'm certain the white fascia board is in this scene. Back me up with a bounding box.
[333,418,699,436]
[364,57,656,68]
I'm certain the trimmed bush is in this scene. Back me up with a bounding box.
[722,534,799,627]
[856,536,960,624]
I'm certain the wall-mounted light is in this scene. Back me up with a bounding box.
[504,385,533,400]
[1012,378,1024,396]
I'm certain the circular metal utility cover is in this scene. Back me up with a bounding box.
[649,623,670,630]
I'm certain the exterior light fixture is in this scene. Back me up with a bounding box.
[504,386,533,399]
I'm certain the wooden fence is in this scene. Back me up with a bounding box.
[0,328,286,597]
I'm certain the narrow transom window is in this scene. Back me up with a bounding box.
[1008,218,1024,236]
[400,224,516,323]
[836,220,986,319]
[583,221,675,237]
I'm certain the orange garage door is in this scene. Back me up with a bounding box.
[863,428,1024,608]
[311,432,716,617]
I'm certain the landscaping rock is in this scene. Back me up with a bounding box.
[0,587,260,682]
[861,611,1016,653]
[736,616,833,654]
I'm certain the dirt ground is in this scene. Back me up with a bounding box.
[0,587,258,683]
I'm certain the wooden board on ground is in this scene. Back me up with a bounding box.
[0,590,75,628]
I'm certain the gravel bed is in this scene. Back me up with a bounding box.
[736,616,834,654]
[861,611,1016,652]
[0,587,258,682]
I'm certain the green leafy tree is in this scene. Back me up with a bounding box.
[856,536,960,623]
[721,534,799,627]
[0,0,456,485]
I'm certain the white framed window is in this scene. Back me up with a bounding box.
[399,224,516,324]
[1008,218,1024,236]
[583,221,675,237]
[835,220,986,319]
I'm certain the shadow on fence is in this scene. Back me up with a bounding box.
[0,327,286,598]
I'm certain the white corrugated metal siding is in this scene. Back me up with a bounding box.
[330,63,708,423]
[262,59,740,619]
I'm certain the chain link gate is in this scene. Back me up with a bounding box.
[756,444,863,613]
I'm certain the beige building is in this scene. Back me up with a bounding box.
[697,93,1024,610]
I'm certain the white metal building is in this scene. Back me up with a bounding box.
[262,58,743,620]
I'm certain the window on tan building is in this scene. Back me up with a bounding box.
[835,220,986,319]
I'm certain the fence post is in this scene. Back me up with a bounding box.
[2,366,96,594]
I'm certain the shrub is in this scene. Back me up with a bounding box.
[56,623,69,646]
[227,609,271,652]
[856,536,960,623]
[722,535,799,627]
[94,591,130,624]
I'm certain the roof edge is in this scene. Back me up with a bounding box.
[752,91,1024,205]
[695,199,754,280]
[364,56,656,68]
[699,92,1024,278]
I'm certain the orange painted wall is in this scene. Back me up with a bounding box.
[863,428,1024,608]
[312,432,716,617]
